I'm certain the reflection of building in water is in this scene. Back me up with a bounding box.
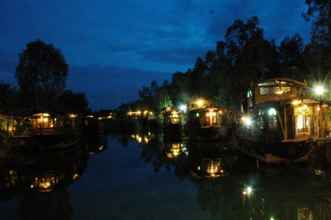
[165,143,188,159]
[130,132,153,144]
[19,189,72,220]
[31,174,62,193]
[298,208,313,220]
[127,110,154,120]
[192,158,225,179]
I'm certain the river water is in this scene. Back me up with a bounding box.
[0,134,331,220]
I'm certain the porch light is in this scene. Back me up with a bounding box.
[241,115,253,128]
[268,108,277,116]
[313,84,326,96]
[195,98,205,108]
[242,185,254,197]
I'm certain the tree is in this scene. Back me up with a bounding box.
[0,83,19,113]
[304,0,331,78]
[278,34,305,79]
[56,90,89,113]
[16,40,68,112]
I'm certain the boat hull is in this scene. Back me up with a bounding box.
[236,137,315,163]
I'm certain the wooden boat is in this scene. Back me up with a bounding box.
[237,78,331,163]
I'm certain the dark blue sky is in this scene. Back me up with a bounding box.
[0,0,310,109]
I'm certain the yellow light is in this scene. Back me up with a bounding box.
[275,90,284,95]
[69,114,77,119]
[73,173,80,180]
[136,135,142,143]
[195,98,205,108]
[291,99,302,106]
[144,137,150,144]
[168,143,182,158]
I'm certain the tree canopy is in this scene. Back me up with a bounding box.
[16,40,68,112]
[121,11,331,113]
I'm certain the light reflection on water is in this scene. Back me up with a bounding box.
[1,132,331,220]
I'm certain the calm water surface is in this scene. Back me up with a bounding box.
[1,134,331,220]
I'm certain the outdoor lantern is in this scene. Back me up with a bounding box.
[268,108,277,116]
[313,84,326,96]
[178,104,187,113]
[241,115,254,128]
[195,98,206,108]
[242,185,254,197]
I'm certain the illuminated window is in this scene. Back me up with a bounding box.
[204,110,218,127]
[259,86,291,96]
[294,105,312,137]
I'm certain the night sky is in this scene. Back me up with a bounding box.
[0,0,310,109]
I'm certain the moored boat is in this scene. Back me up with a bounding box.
[186,98,229,141]
[237,78,331,163]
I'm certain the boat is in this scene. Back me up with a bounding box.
[186,98,229,141]
[10,112,81,152]
[237,78,331,163]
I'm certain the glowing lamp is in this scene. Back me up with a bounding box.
[268,108,277,116]
[291,99,301,106]
[69,113,77,119]
[241,115,253,128]
[195,98,205,108]
[242,186,253,197]
[178,104,187,113]
[313,84,326,96]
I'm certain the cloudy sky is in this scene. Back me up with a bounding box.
[0,0,310,109]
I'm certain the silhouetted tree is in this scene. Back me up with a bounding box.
[56,90,89,113]
[16,40,68,112]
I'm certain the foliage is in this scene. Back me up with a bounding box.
[123,16,316,112]
[56,90,89,113]
[16,40,68,111]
